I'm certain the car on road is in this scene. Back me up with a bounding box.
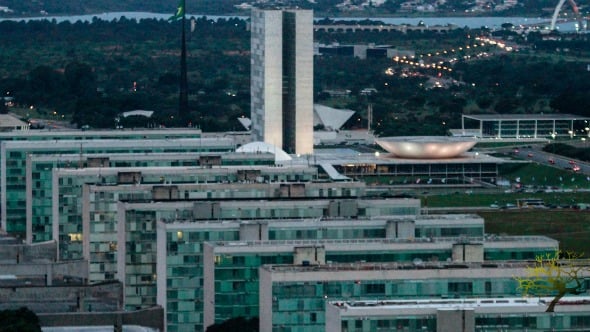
[548,158,555,164]
[527,153,533,157]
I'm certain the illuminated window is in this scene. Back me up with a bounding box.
[68,233,82,242]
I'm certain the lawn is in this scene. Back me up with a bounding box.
[499,163,589,188]
[480,210,590,254]
[424,192,590,208]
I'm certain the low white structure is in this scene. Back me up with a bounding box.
[236,141,292,164]
[0,114,29,131]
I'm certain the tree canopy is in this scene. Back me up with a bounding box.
[0,307,42,332]
[206,316,259,332]
[515,250,589,312]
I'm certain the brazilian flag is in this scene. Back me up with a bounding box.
[168,0,185,21]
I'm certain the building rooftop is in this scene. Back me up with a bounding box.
[210,235,555,248]
[0,127,202,137]
[206,235,557,253]
[292,149,506,165]
[329,297,590,311]
[262,260,533,273]
[0,113,28,129]
[463,113,590,121]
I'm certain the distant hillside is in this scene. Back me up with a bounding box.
[0,0,244,16]
[1,0,589,20]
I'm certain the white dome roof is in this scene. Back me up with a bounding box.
[375,136,476,159]
[236,142,292,163]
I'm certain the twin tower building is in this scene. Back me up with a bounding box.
[250,9,314,155]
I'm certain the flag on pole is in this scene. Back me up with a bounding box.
[169,0,185,21]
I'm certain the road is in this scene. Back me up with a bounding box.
[512,146,589,176]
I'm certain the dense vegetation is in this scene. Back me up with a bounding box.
[0,307,42,332]
[543,143,590,162]
[207,316,259,332]
[2,17,590,134]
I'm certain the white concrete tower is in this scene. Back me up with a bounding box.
[250,8,314,155]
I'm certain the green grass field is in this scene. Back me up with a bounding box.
[480,211,590,254]
[424,192,590,208]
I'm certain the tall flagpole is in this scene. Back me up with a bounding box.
[179,0,188,122]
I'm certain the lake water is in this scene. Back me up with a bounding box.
[0,11,577,31]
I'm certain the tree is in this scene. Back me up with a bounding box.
[0,100,8,114]
[64,61,97,99]
[0,307,42,332]
[515,250,589,312]
[206,316,259,332]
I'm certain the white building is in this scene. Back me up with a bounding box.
[250,8,314,155]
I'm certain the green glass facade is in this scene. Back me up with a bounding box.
[3,137,234,238]
[0,129,202,235]
[269,277,521,331]
[214,252,294,323]
[340,315,436,332]
[208,241,555,326]
[56,166,321,262]
[162,224,240,332]
[147,198,420,331]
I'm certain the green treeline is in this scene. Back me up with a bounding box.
[1,17,590,133]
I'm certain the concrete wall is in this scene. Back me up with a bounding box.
[0,259,88,287]
[294,246,326,265]
[0,240,57,263]
[0,281,122,313]
[39,305,164,331]
[386,220,415,239]
[437,308,475,332]
[325,303,342,332]
[240,222,268,241]
[259,266,273,332]
[452,243,484,262]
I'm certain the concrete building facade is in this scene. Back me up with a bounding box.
[259,263,590,331]
[250,8,314,155]
[325,297,590,332]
